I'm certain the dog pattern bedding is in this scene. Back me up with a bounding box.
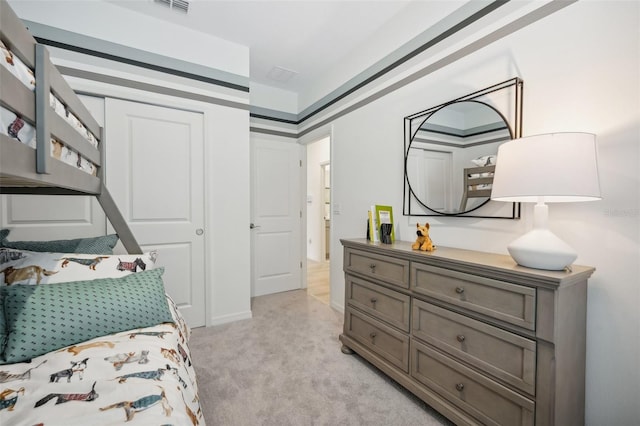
[0,40,98,176]
[0,295,205,426]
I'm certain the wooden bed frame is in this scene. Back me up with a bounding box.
[459,164,495,212]
[0,0,141,253]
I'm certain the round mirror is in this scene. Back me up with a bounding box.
[405,100,513,215]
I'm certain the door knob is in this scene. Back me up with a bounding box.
[195,228,204,236]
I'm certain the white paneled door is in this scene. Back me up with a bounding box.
[406,149,452,213]
[105,98,206,327]
[250,138,302,297]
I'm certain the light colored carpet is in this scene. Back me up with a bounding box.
[189,289,453,426]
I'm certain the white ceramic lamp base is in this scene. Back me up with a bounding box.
[507,228,577,270]
[507,203,577,271]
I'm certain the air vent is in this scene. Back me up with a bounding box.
[154,0,189,13]
[266,66,298,83]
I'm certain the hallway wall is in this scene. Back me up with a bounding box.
[306,136,330,262]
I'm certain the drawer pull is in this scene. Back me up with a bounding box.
[370,297,378,307]
[369,263,377,272]
[456,334,466,343]
[369,332,377,339]
[455,383,465,392]
[455,286,465,294]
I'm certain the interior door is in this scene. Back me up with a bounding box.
[105,98,206,327]
[250,137,302,297]
[407,149,452,212]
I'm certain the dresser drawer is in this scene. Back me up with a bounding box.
[346,275,411,332]
[411,340,534,426]
[344,248,409,289]
[411,264,536,330]
[412,299,536,395]
[345,307,409,372]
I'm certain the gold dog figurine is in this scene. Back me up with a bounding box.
[412,223,436,252]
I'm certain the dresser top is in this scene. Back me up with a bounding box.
[341,238,595,288]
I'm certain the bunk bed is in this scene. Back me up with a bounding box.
[0,0,140,253]
[458,154,497,212]
[0,1,205,424]
[458,164,496,212]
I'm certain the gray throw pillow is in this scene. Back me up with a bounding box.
[0,267,173,364]
[0,229,118,254]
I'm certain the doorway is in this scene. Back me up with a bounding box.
[306,136,330,305]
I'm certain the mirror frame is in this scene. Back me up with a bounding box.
[403,77,523,219]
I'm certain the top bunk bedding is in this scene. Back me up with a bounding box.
[0,0,102,194]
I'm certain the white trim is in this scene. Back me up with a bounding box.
[330,301,344,314]
[209,310,253,326]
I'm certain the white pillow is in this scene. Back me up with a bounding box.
[0,248,157,286]
[471,155,497,167]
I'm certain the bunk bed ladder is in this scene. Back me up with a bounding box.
[95,113,141,255]
[96,186,143,255]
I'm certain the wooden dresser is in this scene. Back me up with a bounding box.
[339,238,594,426]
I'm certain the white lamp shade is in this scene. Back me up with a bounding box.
[491,132,602,203]
[491,132,601,270]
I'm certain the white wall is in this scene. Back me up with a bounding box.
[326,2,639,424]
[207,104,252,325]
[306,136,330,262]
[250,82,298,114]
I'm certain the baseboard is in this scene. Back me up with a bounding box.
[208,310,252,326]
[330,300,344,314]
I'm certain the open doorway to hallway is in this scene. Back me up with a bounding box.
[306,136,330,305]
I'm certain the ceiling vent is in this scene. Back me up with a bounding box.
[154,0,189,14]
[266,66,298,83]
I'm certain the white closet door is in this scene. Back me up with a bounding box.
[0,195,105,240]
[407,149,452,213]
[105,98,206,328]
[250,137,302,297]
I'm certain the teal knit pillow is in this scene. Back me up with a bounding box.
[0,229,118,254]
[0,268,173,364]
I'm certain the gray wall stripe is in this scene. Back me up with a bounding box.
[292,0,575,139]
[58,66,250,111]
[250,127,297,139]
[412,135,510,149]
[296,0,506,122]
[24,20,250,93]
[249,106,298,124]
[27,1,571,135]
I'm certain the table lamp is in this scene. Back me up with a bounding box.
[491,132,601,270]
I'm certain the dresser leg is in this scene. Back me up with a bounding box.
[341,345,355,355]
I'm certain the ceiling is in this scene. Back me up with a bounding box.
[108,0,466,96]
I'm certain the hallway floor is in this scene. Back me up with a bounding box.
[307,259,330,305]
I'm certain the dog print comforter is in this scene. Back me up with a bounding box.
[0,297,205,426]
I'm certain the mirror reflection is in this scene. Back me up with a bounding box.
[405,100,512,214]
